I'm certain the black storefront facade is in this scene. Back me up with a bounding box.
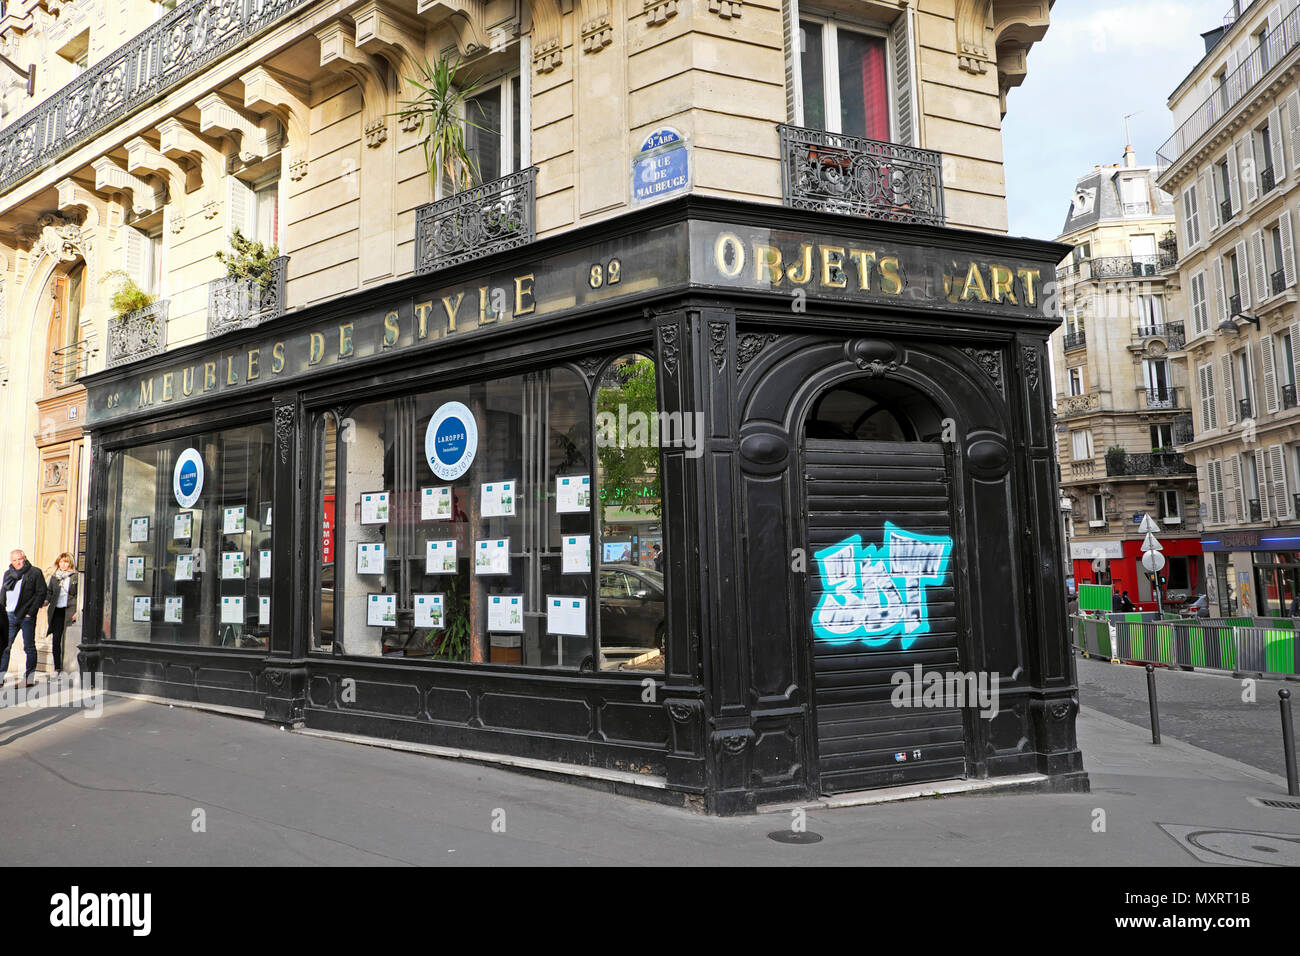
[79,196,1087,814]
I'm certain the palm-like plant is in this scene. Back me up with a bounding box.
[397,54,486,198]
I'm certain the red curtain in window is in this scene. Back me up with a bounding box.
[860,39,889,142]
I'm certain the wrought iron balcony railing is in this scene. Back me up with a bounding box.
[0,0,310,197]
[1230,293,1242,316]
[1146,387,1179,409]
[778,124,945,227]
[1087,253,1179,279]
[1106,451,1197,477]
[414,167,537,276]
[1221,199,1234,223]
[1248,498,1263,522]
[1158,4,1300,169]
[207,257,287,337]
[1272,270,1286,295]
[1063,330,1086,350]
[1239,396,1254,419]
[1262,165,1277,194]
[1135,322,1186,349]
[1122,201,1152,217]
[1284,383,1298,409]
[1173,412,1195,444]
[49,339,90,389]
[107,300,168,368]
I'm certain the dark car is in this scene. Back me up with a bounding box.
[598,564,666,655]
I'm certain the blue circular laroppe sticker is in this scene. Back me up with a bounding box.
[425,402,478,480]
[173,448,204,508]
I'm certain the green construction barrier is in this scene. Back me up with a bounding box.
[1266,629,1297,675]
[1188,626,1206,667]
[1155,623,1174,663]
[1220,630,1237,669]
[1079,584,1111,613]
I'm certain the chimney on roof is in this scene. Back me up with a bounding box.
[1124,144,1137,168]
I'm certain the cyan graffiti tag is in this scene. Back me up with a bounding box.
[812,522,953,648]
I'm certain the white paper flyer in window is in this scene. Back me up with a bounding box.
[173,511,193,541]
[357,542,385,575]
[475,538,510,575]
[222,551,245,579]
[488,594,524,632]
[220,595,244,625]
[426,539,457,574]
[259,595,270,626]
[263,506,272,528]
[164,596,183,623]
[175,553,195,581]
[126,556,146,582]
[547,595,587,636]
[130,516,150,543]
[361,491,390,525]
[481,481,516,517]
[133,596,151,622]
[555,475,591,513]
[421,486,453,521]
[367,593,396,626]
[562,534,591,574]
[223,505,246,535]
[259,549,272,579]
[414,593,445,629]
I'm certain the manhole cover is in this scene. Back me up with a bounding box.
[768,830,824,844]
[1249,797,1300,812]
[1158,823,1300,866]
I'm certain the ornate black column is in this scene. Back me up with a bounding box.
[263,396,307,723]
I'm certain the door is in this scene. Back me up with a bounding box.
[805,438,968,793]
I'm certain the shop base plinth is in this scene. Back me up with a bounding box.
[761,772,1070,813]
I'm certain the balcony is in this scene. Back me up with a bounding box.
[1229,293,1242,316]
[1105,450,1197,477]
[1221,199,1234,223]
[1272,270,1286,295]
[106,300,168,369]
[1088,253,1179,279]
[1173,412,1195,444]
[1135,322,1186,350]
[1087,521,1111,535]
[414,168,537,276]
[207,257,287,337]
[48,340,89,389]
[1262,165,1277,194]
[1158,4,1300,169]
[1058,392,1100,418]
[1063,330,1086,351]
[1284,383,1298,409]
[1248,498,1263,522]
[1122,201,1152,217]
[0,0,309,196]
[778,124,945,227]
[1146,387,1179,409]
[1239,396,1253,420]
[1070,460,1095,478]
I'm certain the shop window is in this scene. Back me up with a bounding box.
[104,423,274,647]
[311,356,667,674]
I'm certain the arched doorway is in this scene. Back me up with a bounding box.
[803,375,968,793]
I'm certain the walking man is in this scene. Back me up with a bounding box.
[3,549,47,686]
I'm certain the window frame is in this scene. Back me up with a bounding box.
[797,10,897,142]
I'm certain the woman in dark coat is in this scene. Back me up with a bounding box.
[45,552,79,677]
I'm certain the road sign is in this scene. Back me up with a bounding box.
[1141,532,1164,552]
[1142,550,1167,573]
[1138,514,1161,534]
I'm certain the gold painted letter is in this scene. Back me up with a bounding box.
[415,301,433,339]
[309,333,325,366]
[961,263,990,302]
[271,342,286,373]
[441,293,464,332]
[879,256,904,295]
[821,246,847,289]
[383,311,400,347]
[754,244,783,285]
[338,323,354,357]
[714,232,745,278]
[515,274,536,316]
[786,243,813,284]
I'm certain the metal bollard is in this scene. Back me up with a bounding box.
[1281,689,1299,797]
[1145,664,1161,745]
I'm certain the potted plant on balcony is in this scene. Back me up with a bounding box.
[101,269,156,323]
[216,228,279,291]
[396,53,485,198]
[1106,445,1128,474]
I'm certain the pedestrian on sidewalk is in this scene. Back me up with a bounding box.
[1120,590,1135,612]
[3,549,47,687]
[1112,587,1122,611]
[45,552,78,678]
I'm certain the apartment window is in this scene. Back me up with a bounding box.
[464,73,523,186]
[229,174,281,249]
[1245,452,1263,519]
[1145,358,1171,403]
[1150,423,1174,450]
[1068,366,1084,396]
[1239,349,1254,417]
[1183,184,1202,247]
[1071,429,1093,461]
[1089,494,1106,526]
[57,30,90,76]
[1217,156,1235,219]
[1073,242,1092,263]
[1157,489,1182,524]
[123,226,164,298]
[1260,122,1277,186]
[1136,294,1165,330]
[799,14,898,142]
[1120,176,1150,216]
[1130,233,1157,272]
[1256,23,1271,71]
[1226,249,1243,305]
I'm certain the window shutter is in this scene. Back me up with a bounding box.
[1215,256,1228,322]
[1228,144,1242,215]
[891,10,916,147]
[1288,90,1300,174]
[1262,333,1279,412]
[1253,228,1269,300]
[122,226,146,280]
[1236,237,1253,308]
[226,175,252,239]
[1271,106,1287,176]
[1201,363,1218,430]
[782,0,803,126]
[1283,211,1297,288]
[1228,454,1243,522]
[1193,271,1209,333]
[1203,171,1220,231]
[1209,460,1223,524]
[1244,135,1259,203]
[1247,344,1258,416]
[1257,448,1272,520]
[1223,352,1238,424]
[1271,444,1290,518]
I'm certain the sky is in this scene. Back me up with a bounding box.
[1003,0,1229,242]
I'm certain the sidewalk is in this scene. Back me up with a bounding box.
[0,687,1296,865]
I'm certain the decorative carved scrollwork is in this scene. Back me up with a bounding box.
[961,347,1003,395]
[735,332,780,374]
[1023,344,1041,389]
[657,323,679,376]
[275,404,294,465]
[709,322,727,372]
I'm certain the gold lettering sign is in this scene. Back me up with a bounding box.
[247,348,260,381]
[338,323,354,358]
[415,301,433,339]
[139,378,154,408]
[162,372,174,402]
[308,332,325,366]
[271,342,286,373]
[204,362,216,391]
[383,312,400,347]
[514,274,535,316]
